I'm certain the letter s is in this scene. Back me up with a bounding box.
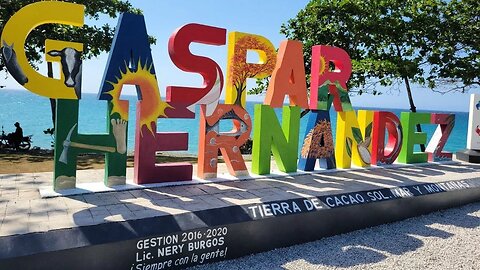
[166,23,226,116]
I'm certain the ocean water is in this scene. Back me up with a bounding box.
[0,89,469,154]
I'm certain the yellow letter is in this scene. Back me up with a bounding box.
[225,32,276,107]
[336,110,374,168]
[1,2,84,99]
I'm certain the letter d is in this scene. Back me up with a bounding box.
[304,199,314,211]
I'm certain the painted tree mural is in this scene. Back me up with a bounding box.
[228,34,276,106]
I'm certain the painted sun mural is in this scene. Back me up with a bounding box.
[106,59,171,135]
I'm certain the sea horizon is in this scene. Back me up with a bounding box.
[1,88,470,113]
[0,88,469,154]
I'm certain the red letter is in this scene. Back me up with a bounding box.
[309,45,352,111]
[371,111,403,165]
[166,23,226,117]
[426,113,455,161]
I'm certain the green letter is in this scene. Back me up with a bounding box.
[398,112,430,164]
[252,105,300,174]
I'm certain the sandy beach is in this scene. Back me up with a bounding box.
[0,149,198,174]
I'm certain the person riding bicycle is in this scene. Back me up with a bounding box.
[7,122,23,150]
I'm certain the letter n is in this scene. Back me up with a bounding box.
[336,110,374,168]
[252,105,301,174]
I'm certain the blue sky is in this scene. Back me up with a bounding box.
[3,0,478,112]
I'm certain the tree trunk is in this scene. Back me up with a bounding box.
[403,76,426,152]
[47,62,56,129]
[395,44,425,152]
[234,84,245,106]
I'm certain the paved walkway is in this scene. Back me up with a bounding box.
[1,161,479,237]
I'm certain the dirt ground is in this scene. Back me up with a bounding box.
[0,149,198,174]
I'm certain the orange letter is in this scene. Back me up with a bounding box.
[264,40,308,108]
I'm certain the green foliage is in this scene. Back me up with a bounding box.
[427,0,479,92]
[351,127,363,144]
[239,138,253,154]
[43,127,55,148]
[345,137,352,157]
[365,122,373,139]
[0,0,155,74]
[248,77,270,95]
[254,0,478,96]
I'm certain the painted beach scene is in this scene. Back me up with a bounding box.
[0,1,479,270]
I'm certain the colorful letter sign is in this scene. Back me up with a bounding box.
[335,110,374,168]
[54,99,126,190]
[426,114,455,161]
[1,2,460,191]
[298,110,336,170]
[264,40,308,108]
[167,23,227,117]
[466,94,480,150]
[96,13,189,185]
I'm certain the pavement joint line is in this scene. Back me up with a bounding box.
[34,160,460,198]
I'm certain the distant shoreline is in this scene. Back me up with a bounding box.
[0,88,470,113]
[0,148,200,174]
